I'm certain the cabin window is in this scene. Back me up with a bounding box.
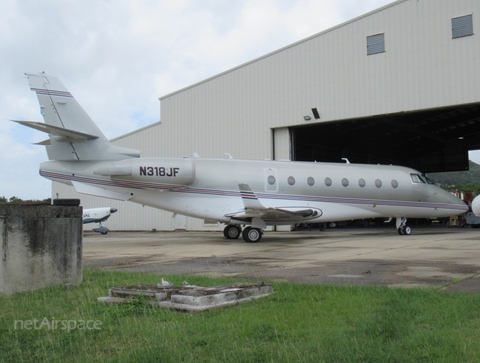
[358,178,366,187]
[342,178,349,187]
[410,174,425,183]
[267,175,276,185]
[391,179,399,188]
[375,179,382,188]
[288,176,295,186]
[307,177,315,186]
[325,177,332,187]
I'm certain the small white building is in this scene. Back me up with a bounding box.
[54,0,480,231]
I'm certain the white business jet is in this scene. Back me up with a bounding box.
[83,207,117,234]
[14,73,468,242]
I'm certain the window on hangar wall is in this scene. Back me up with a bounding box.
[367,33,385,55]
[452,14,473,39]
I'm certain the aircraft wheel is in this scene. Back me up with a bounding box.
[242,227,262,243]
[398,226,411,235]
[398,227,404,235]
[223,225,241,239]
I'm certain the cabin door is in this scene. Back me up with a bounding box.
[264,168,279,192]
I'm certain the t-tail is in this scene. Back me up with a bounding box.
[14,72,140,161]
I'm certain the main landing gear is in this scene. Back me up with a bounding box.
[396,217,412,235]
[242,227,263,243]
[223,225,263,243]
[223,225,242,239]
[92,224,109,234]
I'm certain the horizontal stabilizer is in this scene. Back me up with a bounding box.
[34,139,51,146]
[72,181,132,201]
[12,120,99,141]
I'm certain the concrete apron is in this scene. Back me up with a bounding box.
[83,226,480,294]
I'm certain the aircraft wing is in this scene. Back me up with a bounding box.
[226,184,322,224]
[227,207,321,222]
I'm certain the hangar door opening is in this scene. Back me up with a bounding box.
[290,103,480,173]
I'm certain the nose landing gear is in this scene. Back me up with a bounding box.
[396,217,411,235]
[92,223,109,234]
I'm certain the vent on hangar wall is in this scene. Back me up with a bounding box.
[452,14,474,39]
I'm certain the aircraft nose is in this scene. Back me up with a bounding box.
[110,208,118,213]
[430,187,468,209]
[472,196,480,216]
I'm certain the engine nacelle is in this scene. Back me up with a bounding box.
[131,158,195,186]
[94,158,195,187]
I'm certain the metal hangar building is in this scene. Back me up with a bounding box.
[55,0,480,231]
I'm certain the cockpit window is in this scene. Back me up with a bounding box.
[410,174,425,183]
[422,174,435,184]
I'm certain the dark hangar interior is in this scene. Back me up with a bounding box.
[291,102,480,173]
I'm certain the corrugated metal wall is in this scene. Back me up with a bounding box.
[54,0,480,231]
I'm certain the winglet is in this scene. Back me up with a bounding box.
[238,183,266,210]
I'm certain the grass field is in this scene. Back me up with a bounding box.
[1,270,480,362]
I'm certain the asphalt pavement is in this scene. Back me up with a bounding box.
[82,224,480,293]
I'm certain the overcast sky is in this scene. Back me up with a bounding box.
[2,0,478,200]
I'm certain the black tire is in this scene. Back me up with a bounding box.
[242,227,262,243]
[403,225,412,235]
[223,225,241,239]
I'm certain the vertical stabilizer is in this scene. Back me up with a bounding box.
[25,73,139,161]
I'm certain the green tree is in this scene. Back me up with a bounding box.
[8,196,23,203]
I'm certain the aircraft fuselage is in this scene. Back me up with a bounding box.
[40,157,467,226]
